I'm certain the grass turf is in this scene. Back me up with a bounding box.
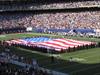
[0,33,100,75]
[0,33,100,42]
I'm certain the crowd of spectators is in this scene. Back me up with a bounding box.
[0,61,49,75]
[0,11,100,32]
[30,11,100,29]
[0,1,100,11]
[0,46,51,75]
[0,62,33,75]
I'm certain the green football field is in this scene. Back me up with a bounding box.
[0,33,100,75]
[0,33,100,42]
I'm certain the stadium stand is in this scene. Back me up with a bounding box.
[0,0,100,35]
[0,0,100,11]
[0,47,52,75]
[0,0,100,75]
[0,11,100,35]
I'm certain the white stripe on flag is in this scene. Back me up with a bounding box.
[45,40,74,48]
[53,39,80,46]
[37,43,62,51]
[67,39,92,45]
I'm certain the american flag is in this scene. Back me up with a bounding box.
[6,37,94,52]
